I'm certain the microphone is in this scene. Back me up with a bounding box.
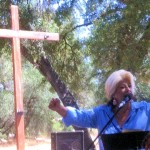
[87,93,132,150]
[118,93,132,108]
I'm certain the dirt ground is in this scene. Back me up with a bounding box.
[0,139,51,150]
[0,144,51,150]
[0,130,99,150]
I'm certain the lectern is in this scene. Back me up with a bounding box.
[101,131,149,150]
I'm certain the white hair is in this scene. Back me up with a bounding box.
[105,69,136,100]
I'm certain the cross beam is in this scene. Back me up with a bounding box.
[0,29,59,40]
[0,5,59,150]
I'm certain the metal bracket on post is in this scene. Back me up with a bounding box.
[17,110,24,116]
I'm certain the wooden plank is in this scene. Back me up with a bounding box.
[0,5,59,150]
[11,5,25,150]
[0,29,59,41]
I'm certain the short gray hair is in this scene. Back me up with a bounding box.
[105,69,136,100]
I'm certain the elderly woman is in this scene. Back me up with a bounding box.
[48,69,150,150]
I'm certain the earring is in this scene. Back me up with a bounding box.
[113,99,117,106]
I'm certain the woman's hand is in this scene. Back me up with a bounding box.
[48,98,61,111]
[48,98,67,117]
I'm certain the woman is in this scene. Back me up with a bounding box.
[48,69,150,149]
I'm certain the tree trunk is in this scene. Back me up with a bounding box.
[21,46,95,149]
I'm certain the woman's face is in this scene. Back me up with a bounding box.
[113,79,132,105]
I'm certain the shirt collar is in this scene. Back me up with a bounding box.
[131,100,144,110]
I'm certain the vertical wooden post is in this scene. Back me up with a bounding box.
[0,5,59,150]
[11,5,25,150]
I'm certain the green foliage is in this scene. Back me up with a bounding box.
[136,82,150,101]
[0,91,14,118]
[0,0,150,138]
[85,0,150,101]
[52,122,64,132]
[22,61,59,136]
[0,54,60,137]
[0,54,14,136]
[0,54,14,118]
[0,130,7,139]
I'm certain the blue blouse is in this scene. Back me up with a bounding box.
[62,101,150,149]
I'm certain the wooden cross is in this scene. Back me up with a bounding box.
[0,5,59,150]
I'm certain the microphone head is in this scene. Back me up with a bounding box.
[124,93,132,100]
[118,93,133,108]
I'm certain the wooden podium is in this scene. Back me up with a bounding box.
[101,131,149,150]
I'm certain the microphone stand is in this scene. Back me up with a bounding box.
[87,101,129,150]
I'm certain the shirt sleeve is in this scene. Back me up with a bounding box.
[62,106,98,128]
[144,101,150,114]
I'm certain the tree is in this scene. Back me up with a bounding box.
[0,0,149,148]
[0,1,96,148]
[84,0,150,99]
